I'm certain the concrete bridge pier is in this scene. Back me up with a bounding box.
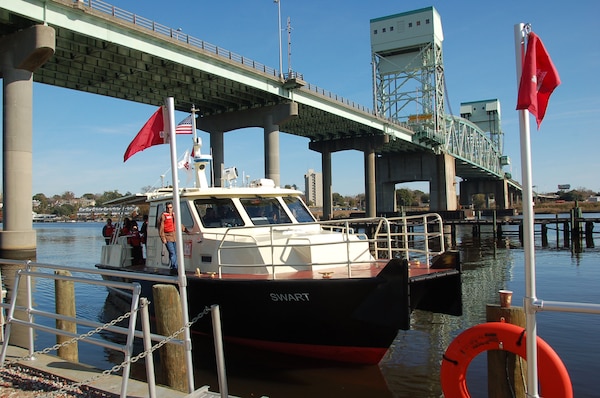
[459,178,510,209]
[310,135,387,220]
[0,25,55,259]
[321,150,332,220]
[264,114,280,187]
[364,147,376,218]
[196,102,298,187]
[375,152,457,213]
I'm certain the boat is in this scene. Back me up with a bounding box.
[96,122,462,365]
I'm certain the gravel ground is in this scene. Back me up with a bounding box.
[0,365,117,398]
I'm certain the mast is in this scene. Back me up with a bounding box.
[190,105,212,188]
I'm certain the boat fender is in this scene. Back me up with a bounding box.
[440,321,572,398]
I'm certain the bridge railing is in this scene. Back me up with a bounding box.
[77,0,374,115]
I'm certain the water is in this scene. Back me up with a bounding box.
[4,220,599,397]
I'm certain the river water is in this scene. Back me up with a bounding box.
[3,219,599,397]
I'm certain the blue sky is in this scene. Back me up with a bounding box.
[3,0,600,197]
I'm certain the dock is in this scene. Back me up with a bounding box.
[0,261,242,398]
[1,345,221,397]
[444,211,599,249]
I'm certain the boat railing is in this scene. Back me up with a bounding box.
[215,213,446,278]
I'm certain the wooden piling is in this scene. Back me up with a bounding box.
[55,270,78,362]
[486,304,527,398]
[152,284,189,392]
[585,221,595,248]
[555,214,560,248]
[541,223,548,247]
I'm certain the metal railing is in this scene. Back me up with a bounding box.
[0,260,143,396]
[214,213,446,278]
[0,260,226,397]
[70,0,374,114]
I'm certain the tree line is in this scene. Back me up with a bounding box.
[32,190,129,216]
[28,186,598,218]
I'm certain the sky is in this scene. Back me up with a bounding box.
[2,0,600,197]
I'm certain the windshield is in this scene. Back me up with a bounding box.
[283,196,315,223]
[194,198,244,228]
[240,197,292,225]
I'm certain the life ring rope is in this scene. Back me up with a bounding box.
[440,322,572,398]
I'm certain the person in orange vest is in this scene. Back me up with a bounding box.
[159,202,187,274]
[102,218,115,245]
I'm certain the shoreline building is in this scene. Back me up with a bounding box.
[304,169,323,207]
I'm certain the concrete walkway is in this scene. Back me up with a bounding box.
[2,345,228,397]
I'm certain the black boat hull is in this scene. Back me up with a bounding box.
[100,257,462,364]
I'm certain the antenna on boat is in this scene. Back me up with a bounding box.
[190,105,212,189]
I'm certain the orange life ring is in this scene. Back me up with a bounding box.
[441,322,572,398]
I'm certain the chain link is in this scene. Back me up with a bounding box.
[48,306,211,397]
[2,300,145,368]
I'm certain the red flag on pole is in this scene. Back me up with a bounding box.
[516,32,561,129]
[123,106,166,162]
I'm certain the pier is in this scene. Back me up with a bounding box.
[444,209,598,250]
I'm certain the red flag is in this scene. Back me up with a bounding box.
[516,32,561,128]
[123,106,166,162]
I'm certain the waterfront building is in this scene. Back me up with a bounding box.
[304,169,323,207]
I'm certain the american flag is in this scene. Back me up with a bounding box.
[175,114,194,134]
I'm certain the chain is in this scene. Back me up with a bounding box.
[2,301,144,369]
[48,306,211,397]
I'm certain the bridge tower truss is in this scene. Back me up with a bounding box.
[370,7,446,147]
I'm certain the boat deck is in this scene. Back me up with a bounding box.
[99,259,459,281]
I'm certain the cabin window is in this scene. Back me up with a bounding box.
[283,197,315,223]
[179,202,194,230]
[194,198,244,228]
[240,197,291,225]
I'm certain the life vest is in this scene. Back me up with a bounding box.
[162,212,175,233]
[103,224,114,237]
[128,230,142,246]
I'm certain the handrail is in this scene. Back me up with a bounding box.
[0,260,144,396]
[214,213,446,278]
[70,0,380,116]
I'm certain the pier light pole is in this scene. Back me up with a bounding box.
[274,0,283,79]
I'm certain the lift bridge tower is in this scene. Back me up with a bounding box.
[370,7,446,146]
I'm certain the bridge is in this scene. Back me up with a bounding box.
[0,0,519,256]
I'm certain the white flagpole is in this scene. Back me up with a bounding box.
[514,23,539,398]
[165,97,195,392]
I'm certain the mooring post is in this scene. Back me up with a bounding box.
[555,214,560,248]
[152,284,189,392]
[518,221,523,243]
[55,270,78,362]
[541,223,548,247]
[585,221,594,248]
[486,304,527,398]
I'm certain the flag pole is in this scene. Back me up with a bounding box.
[165,97,195,392]
[514,23,539,398]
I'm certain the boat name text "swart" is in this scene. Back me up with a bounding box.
[270,293,310,302]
